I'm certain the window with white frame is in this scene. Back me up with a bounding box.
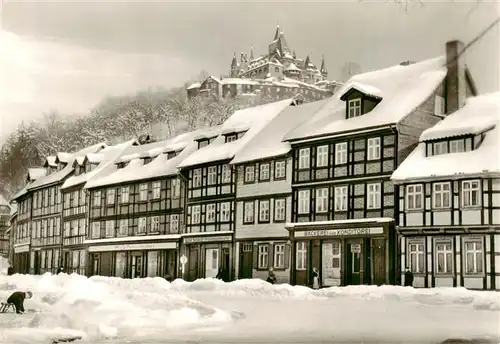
[222,165,231,183]
[408,240,425,273]
[191,205,201,224]
[137,217,147,233]
[367,183,381,209]
[298,148,310,169]
[275,160,286,179]
[298,190,310,214]
[335,142,347,165]
[139,183,148,201]
[151,216,160,232]
[258,245,269,269]
[93,191,101,207]
[171,179,180,198]
[334,186,348,211]
[274,243,285,269]
[406,184,423,210]
[119,219,128,236]
[433,141,447,155]
[244,166,255,183]
[259,163,270,181]
[296,241,307,270]
[367,138,381,160]
[121,186,129,203]
[91,222,101,238]
[107,188,115,205]
[348,98,362,118]
[206,203,216,223]
[433,182,451,208]
[449,140,465,153]
[435,239,453,274]
[193,169,202,187]
[226,134,237,143]
[244,201,254,223]
[464,239,484,274]
[152,181,161,199]
[170,214,179,232]
[316,145,328,167]
[274,199,286,221]
[207,166,217,185]
[220,202,231,222]
[259,200,270,222]
[316,188,328,213]
[462,180,480,207]
[105,220,115,237]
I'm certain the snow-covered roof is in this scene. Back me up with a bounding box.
[339,82,382,100]
[28,168,46,181]
[419,93,499,141]
[221,78,259,85]
[115,140,168,164]
[75,156,85,166]
[10,184,31,201]
[178,99,295,169]
[56,152,71,164]
[284,56,447,141]
[45,156,57,167]
[187,82,201,90]
[28,142,107,190]
[285,62,300,71]
[10,203,18,217]
[391,92,500,182]
[62,140,136,190]
[231,99,329,165]
[86,126,222,189]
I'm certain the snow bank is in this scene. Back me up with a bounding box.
[1,274,499,343]
[0,256,9,275]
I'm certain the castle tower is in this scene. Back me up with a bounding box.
[230,53,239,78]
[320,56,328,79]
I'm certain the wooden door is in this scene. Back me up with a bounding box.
[371,238,386,286]
[205,248,219,278]
[92,254,100,276]
[187,247,199,281]
[34,251,41,275]
[345,240,363,285]
[310,240,321,287]
[130,253,143,278]
[239,243,253,279]
[294,241,308,286]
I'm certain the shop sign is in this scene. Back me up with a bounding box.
[294,227,384,238]
[88,241,177,252]
[14,244,30,253]
[351,244,361,253]
[183,235,232,244]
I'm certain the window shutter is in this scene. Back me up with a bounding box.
[268,243,274,269]
[284,243,291,270]
[253,244,258,267]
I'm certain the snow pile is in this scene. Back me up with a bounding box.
[0,256,9,275]
[392,92,500,181]
[0,274,235,343]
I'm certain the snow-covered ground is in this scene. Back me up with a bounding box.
[0,274,499,344]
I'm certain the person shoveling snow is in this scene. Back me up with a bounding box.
[1,290,33,314]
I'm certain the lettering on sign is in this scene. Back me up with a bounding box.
[88,241,177,252]
[14,244,30,253]
[183,235,232,244]
[294,227,384,238]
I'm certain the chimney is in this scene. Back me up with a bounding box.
[445,40,467,114]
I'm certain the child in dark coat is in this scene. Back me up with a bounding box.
[404,267,414,287]
[266,269,277,284]
[6,291,33,314]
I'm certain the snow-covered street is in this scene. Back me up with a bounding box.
[1,274,499,344]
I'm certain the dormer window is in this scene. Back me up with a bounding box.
[426,137,473,157]
[117,162,128,169]
[433,141,447,155]
[143,157,153,165]
[167,151,177,159]
[198,140,209,149]
[225,134,238,143]
[348,99,362,118]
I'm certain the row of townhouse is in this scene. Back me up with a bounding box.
[8,40,500,290]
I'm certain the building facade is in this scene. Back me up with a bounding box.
[282,40,476,288]
[0,195,10,257]
[392,92,500,290]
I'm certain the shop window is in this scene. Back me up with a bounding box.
[296,241,307,271]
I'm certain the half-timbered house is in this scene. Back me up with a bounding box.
[230,99,328,282]
[14,144,106,274]
[60,140,137,275]
[282,40,477,288]
[10,168,44,273]
[391,92,500,290]
[83,128,220,279]
[178,99,296,281]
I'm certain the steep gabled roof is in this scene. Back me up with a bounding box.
[284,56,447,141]
[391,92,500,182]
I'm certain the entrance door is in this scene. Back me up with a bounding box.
[34,251,41,275]
[131,254,143,278]
[310,240,321,287]
[187,247,199,281]
[205,248,219,278]
[322,240,342,287]
[345,240,363,285]
[92,254,100,276]
[372,238,386,286]
[64,251,71,272]
[239,243,253,279]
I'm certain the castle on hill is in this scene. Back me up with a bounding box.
[187,25,343,102]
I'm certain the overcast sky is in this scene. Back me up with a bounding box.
[1,0,498,143]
